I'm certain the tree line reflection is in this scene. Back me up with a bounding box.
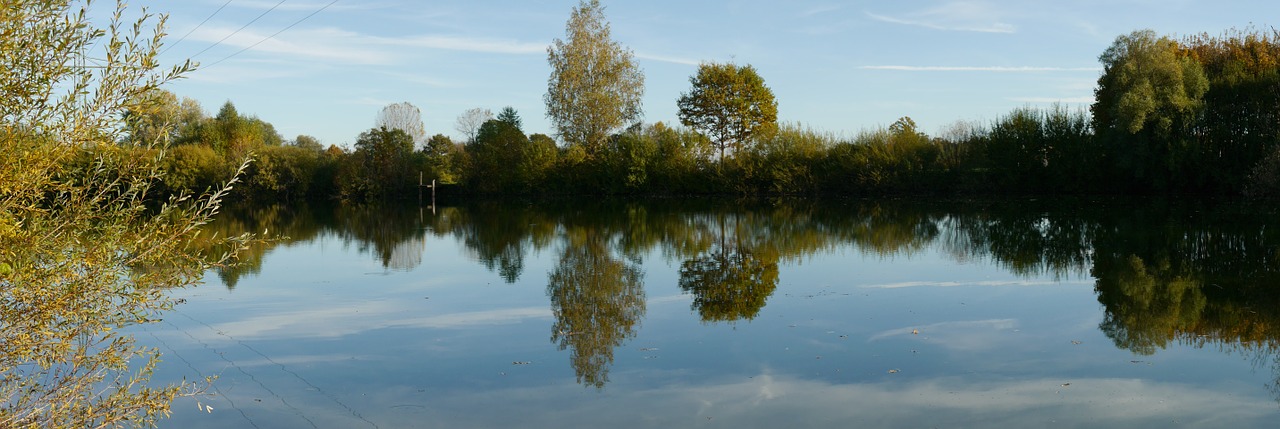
[201,198,1280,390]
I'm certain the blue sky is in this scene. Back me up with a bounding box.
[98,0,1277,147]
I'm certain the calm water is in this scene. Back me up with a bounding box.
[140,198,1280,428]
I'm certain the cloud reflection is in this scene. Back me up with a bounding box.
[209,372,1274,429]
[869,319,1019,352]
[199,303,551,341]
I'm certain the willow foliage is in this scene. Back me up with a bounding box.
[1,1,249,427]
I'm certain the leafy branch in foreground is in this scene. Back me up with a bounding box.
[1,1,253,427]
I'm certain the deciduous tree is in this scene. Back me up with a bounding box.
[678,62,778,161]
[375,102,427,149]
[454,107,493,144]
[545,0,644,158]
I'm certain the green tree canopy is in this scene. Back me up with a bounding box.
[121,88,203,146]
[545,0,645,158]
[678,62,778,161]
[1093,29,1208,136]
[292,134,323,152]
[468,119,531,193]
[339,127,416,200]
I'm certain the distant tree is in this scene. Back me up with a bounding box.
[291,134,323,152]
[341,127,415,200]
[188,101,282,159]
[545,0,645,158]
[497,106,523,130]
[121,88,203,146]
[523,133,559,186]
[468,119,530,193]
[678,62,778,161]
[423,133,461,184]
[375,102,427,148]
[454,107,493,144]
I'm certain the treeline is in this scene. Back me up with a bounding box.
[125,27,1280,201]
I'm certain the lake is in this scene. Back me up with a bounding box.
[141,197,1280,428]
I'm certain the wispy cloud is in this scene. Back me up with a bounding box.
[187,26,396,64]
[867,1,1016,34]
[228,0,386,12]
[379,35,546,54]
[179,24,547,71]
[800,4,843,17]
[201,302,553,341]
[635,52,701,66]
[861,65,1100,72]
[1010,96,1096,103]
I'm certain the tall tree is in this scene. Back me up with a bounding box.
[1093,30,1208,136]
[545,0,645,158]
[1092,29,1209,190]
[0,0,250,426]
[678,62,778,161]
[375,102,427,149]
[454,107,493,144]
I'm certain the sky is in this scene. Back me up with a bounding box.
[92,0,1280,148]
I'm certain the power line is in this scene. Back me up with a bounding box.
[202,0,341,69]
[189,0,289,60]
[161,0,235,55]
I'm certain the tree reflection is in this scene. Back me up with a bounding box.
[678,215,779,323]
[1094,254,1206,355]
[424,202,557,283]
[547,228,645,388]
[334,204,426,270]
[194,198,1280,400]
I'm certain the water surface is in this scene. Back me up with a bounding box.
[143,198,1280,428]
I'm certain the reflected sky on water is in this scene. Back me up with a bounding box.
[141,198,1280,428]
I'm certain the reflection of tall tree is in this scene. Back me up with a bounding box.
[1094,254,1206,355]
[547,229,645,388]
[678,215,779,323]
